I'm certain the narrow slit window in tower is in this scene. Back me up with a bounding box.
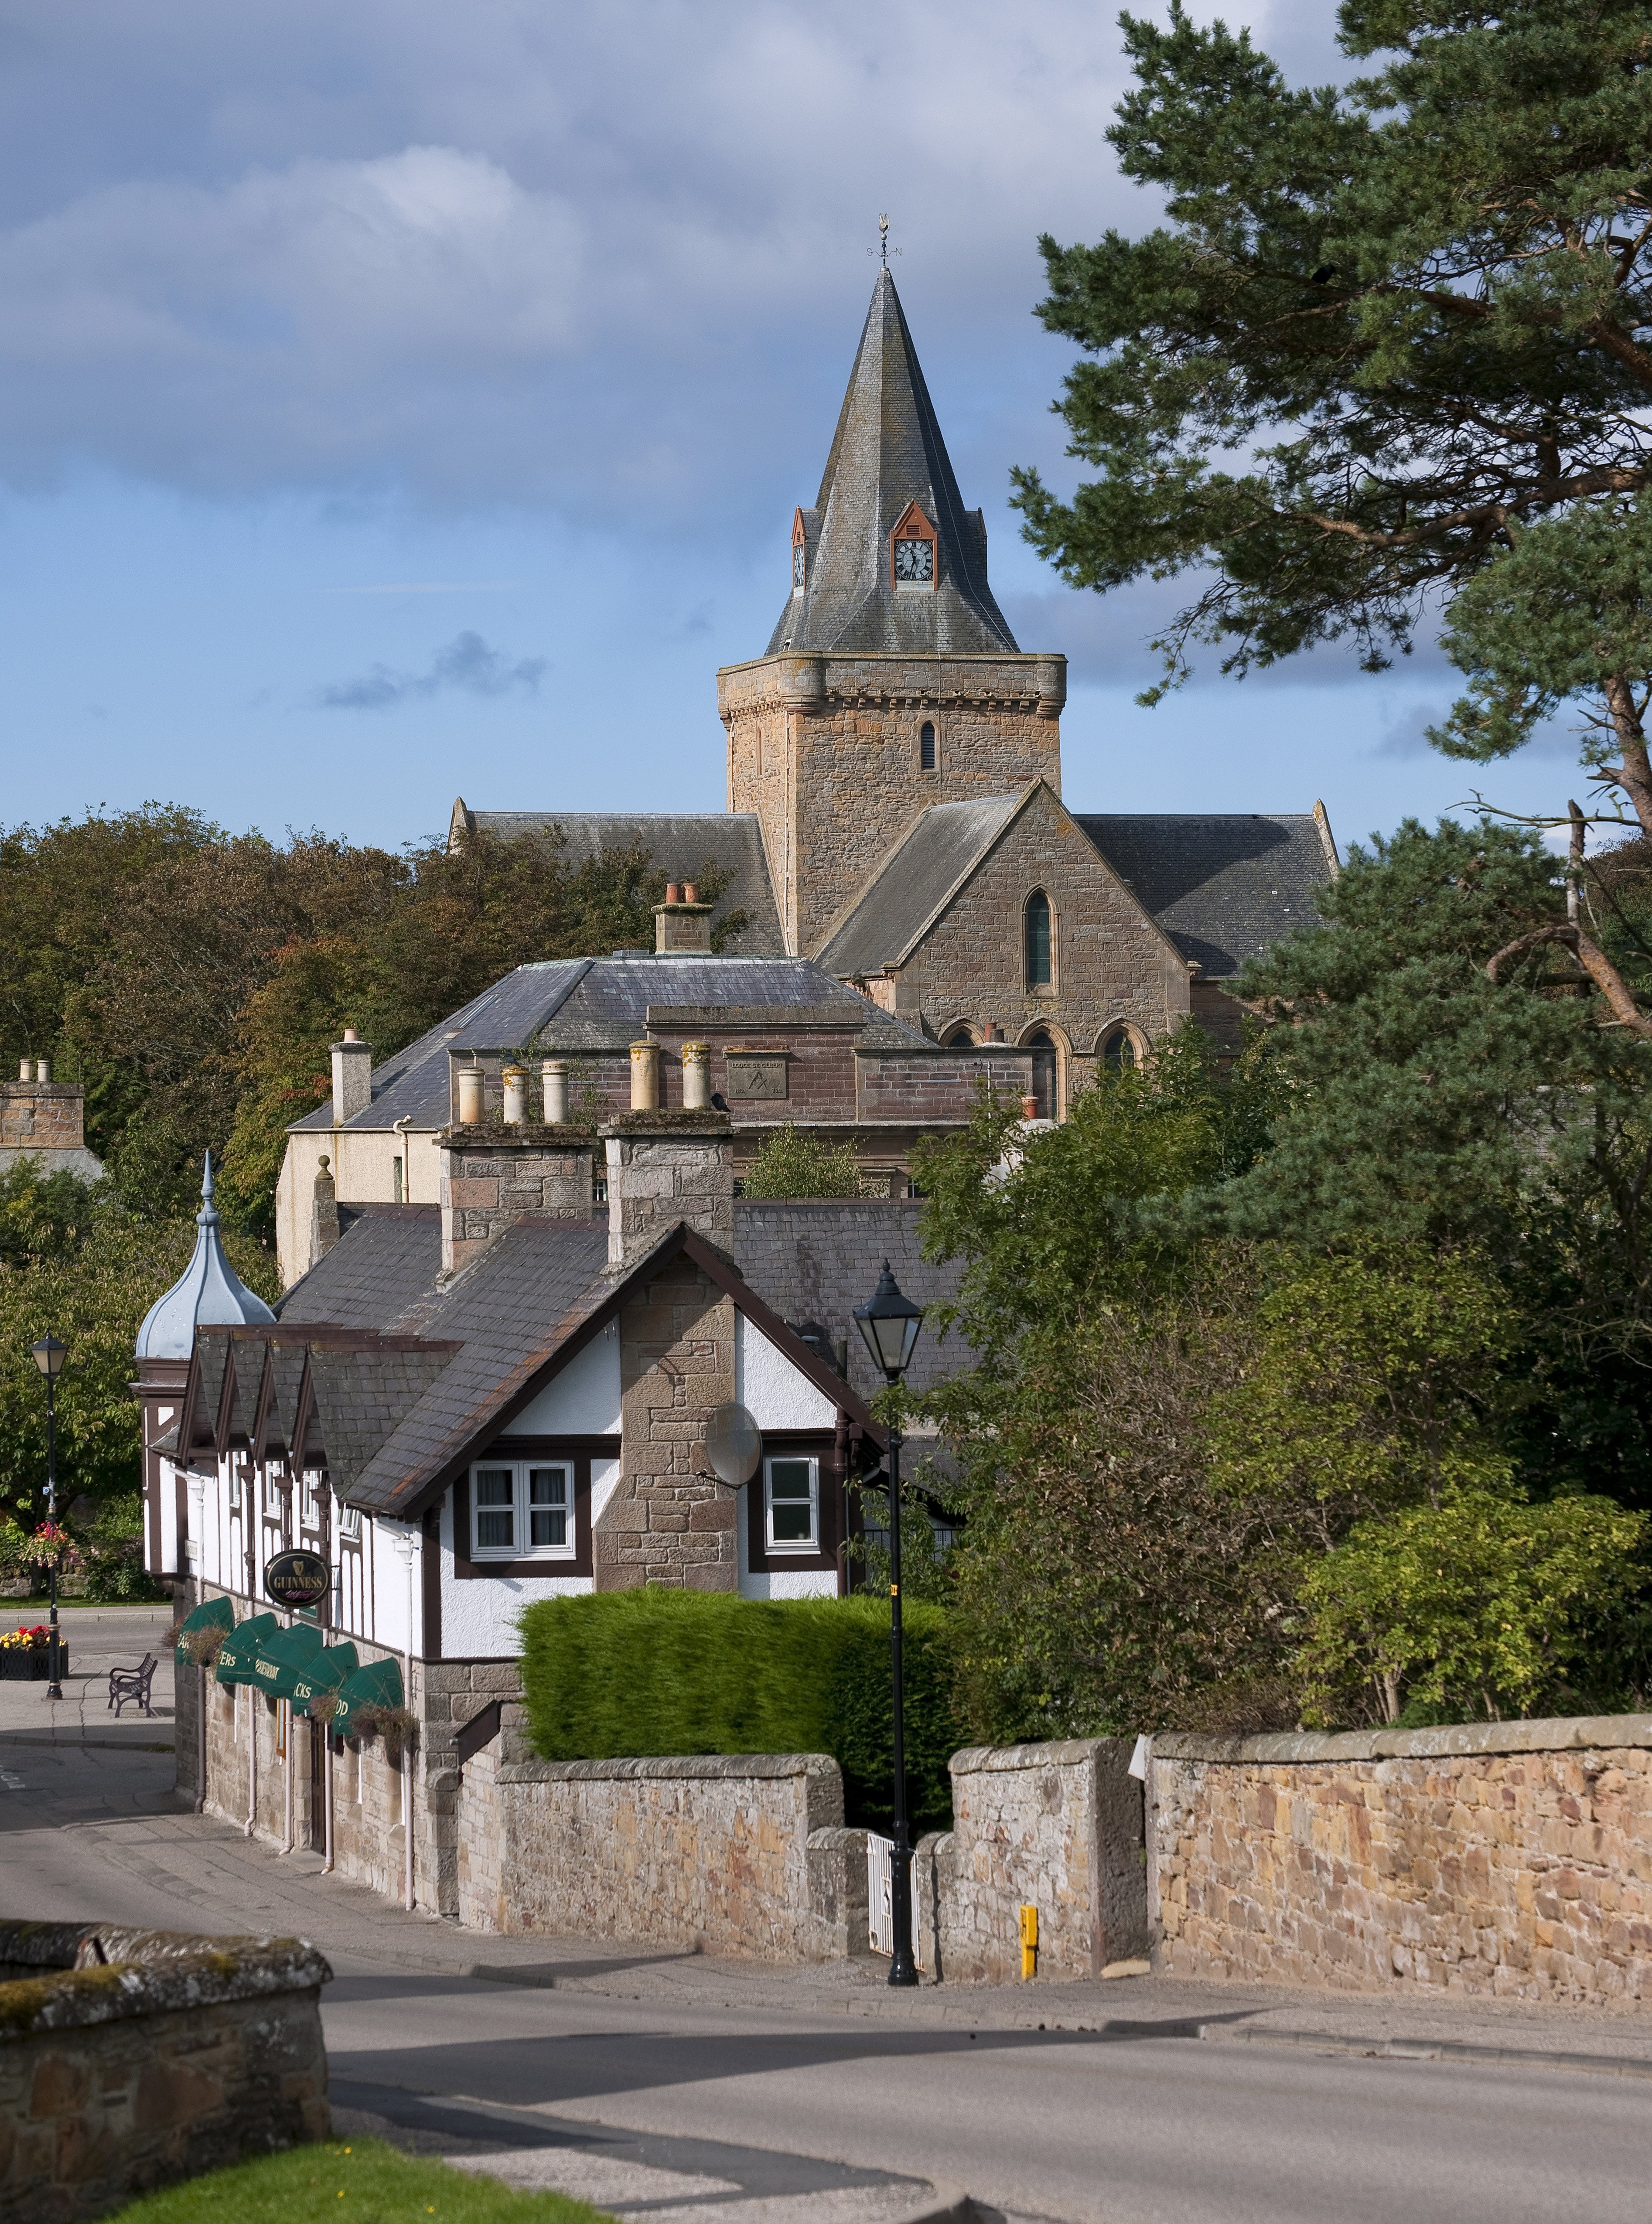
[920,721,936,771]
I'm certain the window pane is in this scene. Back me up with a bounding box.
[768,1460,816,1545]
[474,1468,514,1551]
[529,1467,569,1548]
[1025,893,1052,985]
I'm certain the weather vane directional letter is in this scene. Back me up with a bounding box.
[869,214,900,266]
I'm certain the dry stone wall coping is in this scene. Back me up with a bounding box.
[1153,1712,1652,1766]
[952,1738,1118,1774]
[498,1751,839,1787]
[0,1925,331,2042]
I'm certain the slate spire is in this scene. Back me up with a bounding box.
[766,270,1019,657]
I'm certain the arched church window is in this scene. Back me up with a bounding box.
[1026,1030,1058,1120]
[942,1023,975,1048]
[1102,1029,1138,1073]
[920,721,936,771]
[1024,891,1053,988]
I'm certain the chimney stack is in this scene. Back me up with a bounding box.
[331,1030,372,1124]
[653,887,715,955]
[603,1110,734,1271]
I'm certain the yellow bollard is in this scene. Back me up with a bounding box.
[1019,1903,1038,1981]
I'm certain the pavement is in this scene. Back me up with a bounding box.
[5,1606,1652,2221]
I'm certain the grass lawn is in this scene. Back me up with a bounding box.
[113,2137,604,2224]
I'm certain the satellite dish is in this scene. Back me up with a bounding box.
[704,1401,762,1487]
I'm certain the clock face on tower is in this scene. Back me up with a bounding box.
[894,536,934,583]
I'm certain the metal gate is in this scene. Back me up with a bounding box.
[865,1832,930,1972]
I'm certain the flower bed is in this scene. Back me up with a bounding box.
[0,1627,69,1680]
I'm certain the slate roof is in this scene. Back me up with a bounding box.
[1076,813,1336,980]
[236,1188,963,1515]
[815,794,1025,976]
[766,271,1020,658]
[136,1155,275,1359]
[307,1344,461,1498]
[734,1200,966,1404]
[277,1206,444,1322]
[449,805,784,954]
[289,958,935,1136]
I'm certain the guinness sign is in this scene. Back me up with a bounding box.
[264,1548,330,1613]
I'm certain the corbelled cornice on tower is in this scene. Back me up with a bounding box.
[766,270,1019,657]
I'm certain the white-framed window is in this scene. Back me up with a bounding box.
[764,1454,819,1552]
[469,1461,574,1559]
[300,1470,322,1528]
[262,1464,285,1518]
[227,1466,242,1514]
[335,1497,362,1543]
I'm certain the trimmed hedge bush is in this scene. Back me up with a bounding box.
[517,1590,960,1835]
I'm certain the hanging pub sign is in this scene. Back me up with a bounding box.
[263,1548,331,1613]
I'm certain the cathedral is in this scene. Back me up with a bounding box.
[452,268,1337,1119]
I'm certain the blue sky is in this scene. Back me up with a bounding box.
[0,1,1587,860]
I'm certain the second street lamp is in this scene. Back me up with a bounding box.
[854,1259,925,1989]
[31,1334,67,1702]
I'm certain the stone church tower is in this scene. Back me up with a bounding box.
[717,270,1067,957]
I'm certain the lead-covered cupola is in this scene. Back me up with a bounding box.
[135,1153,276,1361]
[769,269,1019,656]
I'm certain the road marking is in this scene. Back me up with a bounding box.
[0,1770,25,1789]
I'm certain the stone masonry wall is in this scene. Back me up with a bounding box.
[0,1081,88,1153]
[1152,1716,1652,2005]
[455,1748,853,1959]
[719,651,1065,956]
[439,1129,594,1276]
[0,1925,329,2224]
[594,1252,739,1591]
[884,785,1192,1096]
[928,1738,1149,1985]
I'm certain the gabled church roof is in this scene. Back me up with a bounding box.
[816,793,1028,976]
[447,805,784,954]
[1076,813,1336,980]
[767,270,1019,658]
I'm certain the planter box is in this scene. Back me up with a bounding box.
[0,1647,68,1681]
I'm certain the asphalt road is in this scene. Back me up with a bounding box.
[4,1629,1649,2224]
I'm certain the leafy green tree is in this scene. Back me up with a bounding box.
[1015,1,1652,916]
[1296,1486,1645,1725]
[0,1164,278,1518]
[738,1124,872,1200]
[1207,1246,1519,1539]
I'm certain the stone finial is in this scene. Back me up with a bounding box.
[629,1038,661,1111]
[311,1153,341,1262]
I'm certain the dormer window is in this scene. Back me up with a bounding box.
[890,501,938,592]
[792,508,807,594]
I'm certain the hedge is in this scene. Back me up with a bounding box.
[517,1590,961,1835]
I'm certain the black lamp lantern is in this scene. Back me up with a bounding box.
[30,1334,67,1700]
[853,1261,925,1987]
[853,1260,925,1383]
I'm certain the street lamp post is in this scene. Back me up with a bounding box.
[31,1335,67,1702]
[854,1260,925,1990]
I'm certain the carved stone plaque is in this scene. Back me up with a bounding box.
[724,1057,788,1101]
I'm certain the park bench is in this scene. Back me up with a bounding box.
[107,1653,157,1718]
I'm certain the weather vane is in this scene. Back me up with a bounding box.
[869,214,901,266]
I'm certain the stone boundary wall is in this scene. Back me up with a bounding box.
[456,1748,856,1959]
[1150,1713,1652,2005]
[0,1921,330,2223]
[923,1738,1148,1984]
